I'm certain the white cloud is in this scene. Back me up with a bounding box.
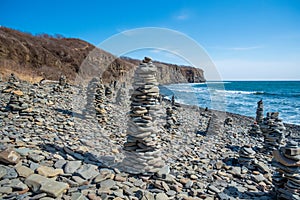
[174,10,190,21]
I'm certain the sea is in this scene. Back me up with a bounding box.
[159,81,300,125]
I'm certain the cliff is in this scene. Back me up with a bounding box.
[0,27,205,84]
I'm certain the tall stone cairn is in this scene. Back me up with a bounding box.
[256,99,264,124]
[121,57,164,174]
[249,99,264,136]
[94,79,108,125]
[272,140,300,200]
[260,112,286,153]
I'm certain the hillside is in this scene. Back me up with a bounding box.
[0,27,205,84]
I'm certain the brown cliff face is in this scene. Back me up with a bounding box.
[0,27,205,84]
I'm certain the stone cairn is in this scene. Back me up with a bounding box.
[238,145,256,169]
[165,106,180,132]
[2,73,19,92]
[249,99,263,136]
[121,57,164,174]
[256,99,264,124]
[105,85,113,99]
[260,112,286,153]
[53,74,68,92]
[115,83,129,106]
[94,78,108,125]
[2,74,32,116]
[272,140,300,200]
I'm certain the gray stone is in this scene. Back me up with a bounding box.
[0,186,13,194]
[100,179,116,189]
[71,192,87,200]
[64,161,82,174]
[25,174,69,197]
[252,174,266,183]
[54,159,67,169]
[0,166,7,178]
[156,165,170,178]
[2,167,18,179]
[155,193,168,200]
[166,190,176,196]
[208,184,221,193]
[76,164,99,180]
[39,179,69,198]
[9,178,28,190]
[16,165,34,177]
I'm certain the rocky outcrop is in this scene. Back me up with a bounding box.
[0,27,205,84]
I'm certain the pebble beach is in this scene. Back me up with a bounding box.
[0,70,299,200]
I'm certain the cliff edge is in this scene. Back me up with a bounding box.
[0,27,205,84]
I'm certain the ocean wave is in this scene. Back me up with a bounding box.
[214,90,264,95]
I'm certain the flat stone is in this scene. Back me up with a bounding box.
[166,190,177,196]
[77,164,99,180]
[28,154,45,162]
[15,148,32,156]
[25,174,49,193]
[273,150,300,167]
[156,165,170,178]
[9,178,28,190]
[208,184,221,193]
[255,161,270,174]
[0,148,20,164]
[54,159,66,169]
[185,180,193,188]
[37,166,64,177]
[40,180,69,197]
[0,186,13,194]
[0,166,7,178]
[2,167,18,179]
[64,161,82,174]
[71,192,87,200]
[100,179,116,189]
[16,165,34,177]
[251,174,266,183]
[155,193,168,200]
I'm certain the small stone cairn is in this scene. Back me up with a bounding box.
[272,140,300,200]
[121,57,164,174]
[115,83,128,106]
[164,96,180,132]
[2,73,19,93]
[249,99,263,136]
[238,145,256,168]
[94,78,108,125]
[256,99,264,124]
[261,112,286,153]
[105,85,113,99]
[53,74,68,92]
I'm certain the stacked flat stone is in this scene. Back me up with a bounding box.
[105,86,113,99]
[53,75,68,92]
[59,75,67,86]
[2,73,19,93]
[238,145,256,168]
[256,99,264,124]
[115,84,128,106]
[121,57,164,174]
[248,122,262,136]
[272,140,300,200]
[165,106,179,132]
[94,79,108,125]
[260,112,286,153]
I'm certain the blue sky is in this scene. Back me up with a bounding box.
[1,0,300,80]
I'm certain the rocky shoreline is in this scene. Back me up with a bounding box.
[0,72,299,200]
